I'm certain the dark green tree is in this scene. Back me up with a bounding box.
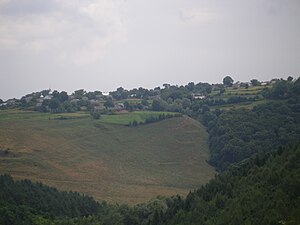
[58,91,69,102]
[182,98,191,109]
[223,76,234,87]
[287,76,293,82]
[74,89,86,99]
[250,79,260,86]
[41,89,50,97]
[141,99,149,107]
[152,99,162,111]
[104,99,115,109]
[49,99,60,112]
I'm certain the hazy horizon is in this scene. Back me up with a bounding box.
[1,0,299,100]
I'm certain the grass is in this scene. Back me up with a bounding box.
[0,110,215,205]
[99,111,179,125]
[0,110,89,121]
[115,98,146,104]
[210,85,271,99]
[208,85,273,111]
[225,86,268,93]
[209,99,287,111]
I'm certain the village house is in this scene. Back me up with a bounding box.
[70,99,80,104]
[111,103,124,111]
[44,95,53,100]
[260,82,269,86]
[192,93,206,100]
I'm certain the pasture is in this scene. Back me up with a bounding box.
[0,110,215,204]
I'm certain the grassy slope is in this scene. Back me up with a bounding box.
[0,110,215,204]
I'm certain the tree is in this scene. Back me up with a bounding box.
[141,99,149,107]
[240,82,249,89]
[58,91,69,102]
[220,86,226,94]
[163,83,170,89]
[74,89,86,99]
[41,89,50,97]
[104,99,114,109]
[51,90,60,99]
[86,91,102,100]
[250,79,260,86]
[182,98,191,109]
[268,80,290,99]
[110,87,128,100]
[186,82,195,91]
[223,76,234,87]
[152,99,162,111]
[124,101,130,110]
[287,76,293,82]
[49,99,59,111]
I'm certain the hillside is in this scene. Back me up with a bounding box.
[153,143,300,225]
[1,143,299,225]
[0,110,215,204]
[200,78,300,170]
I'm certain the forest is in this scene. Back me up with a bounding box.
[0,77,299,225]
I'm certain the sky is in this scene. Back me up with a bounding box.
[0,0,299,100]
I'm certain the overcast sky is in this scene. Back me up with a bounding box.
[0,0,299,100]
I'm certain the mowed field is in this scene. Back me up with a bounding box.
[0,110,215,204]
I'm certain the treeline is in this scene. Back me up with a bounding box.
[200,78,300,171]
